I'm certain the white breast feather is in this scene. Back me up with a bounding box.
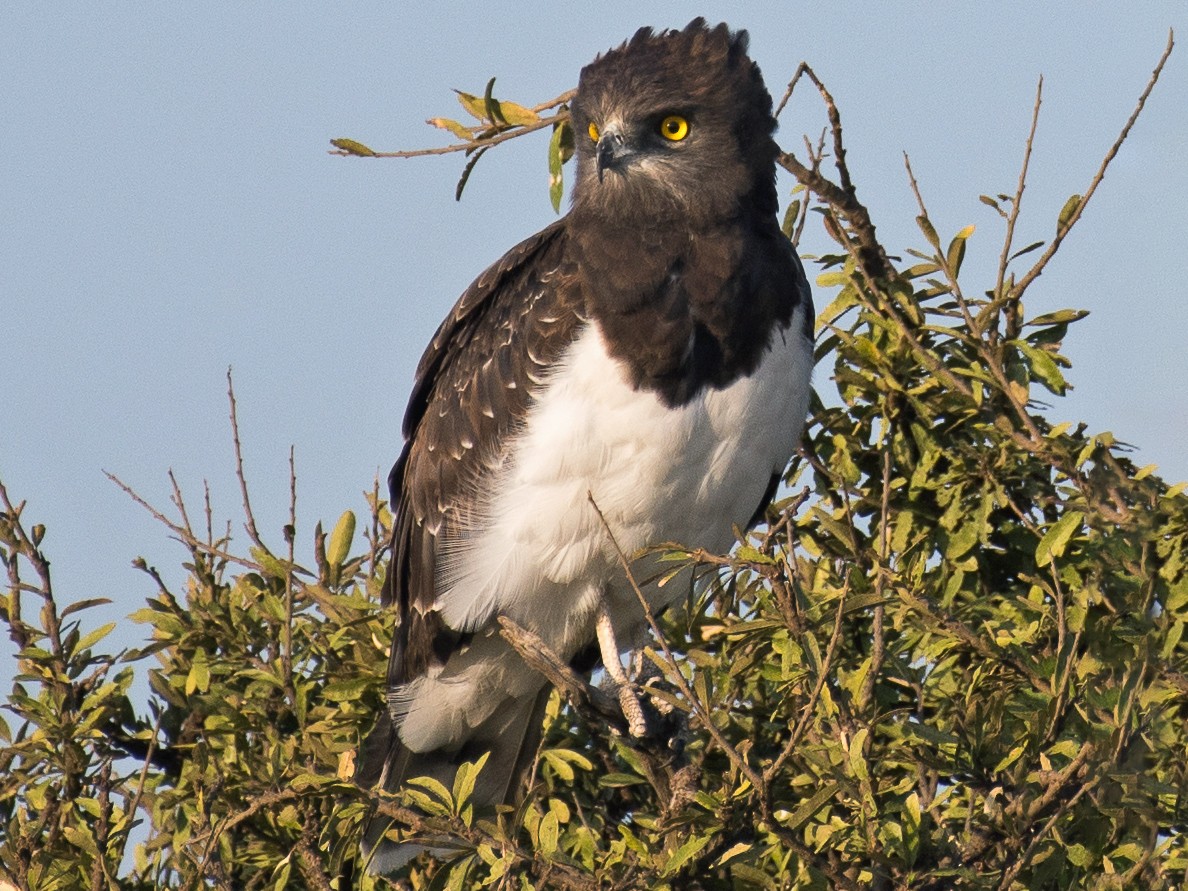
[440,305,811,639]
[398,305,812,751]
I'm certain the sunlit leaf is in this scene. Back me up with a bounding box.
[330,138,376,157]
[1036,510,1084,564]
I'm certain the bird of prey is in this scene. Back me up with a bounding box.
[358,18,814,870]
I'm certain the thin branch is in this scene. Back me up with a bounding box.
[766,574,849,783]
[858,422,894,711]
[226,369,265,550]
[282,446,297,695]
[194,788,302,868]
[585,493,767,797]
[904,154,979,334]
[996,763,1101,890]
[294,816,334,891]
[1013,30,1175,297]
[128,711,168,821]
[0,481,65,672]
[775,63,894,284]
[328,90,575,159]
[168,468,195,539]
[106,472,267,575]
[994,77,1043,304]
[497,617,626,732]
[904,155,1050,447]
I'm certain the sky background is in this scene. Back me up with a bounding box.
[3,4,1186,686]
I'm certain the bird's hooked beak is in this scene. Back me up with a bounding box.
[595,128,633,183]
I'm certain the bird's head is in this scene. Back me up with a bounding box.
[570,19,780,227]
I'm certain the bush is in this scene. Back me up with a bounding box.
[2,37,1184,890]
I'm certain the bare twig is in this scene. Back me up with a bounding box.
[904,154,979,334]
[168,469,195,539]
[1013,30,1175,298]
[994,77,1043,307]
[497,617,625,731]
[775,63,894,284]
[282,446,297,697]
[106,472,267,574]
[226,370,265,550]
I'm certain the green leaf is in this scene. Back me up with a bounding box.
[1057,193,1082,231]
[1008,240,1045,262]
[327,510,356,567]
[185,651,210,696]
[994,742,1027,773]
[455,144,490,202]
[407,774,454,806]
[661,832,711,876]
[778,782,840,830]
[1026,308,1089,327]
[1036,510,1084,565]
[1014,340,1067,395]
[452,752,489,813]
[548,121,568,213]
[429,117,474,141]
[945,521,980,561]
[1067,843,1093,868]
[455,89,489,122]
[60,597,112,619]
[848,728,870,782]
[250,546,290,579]
[598,772,645,788]
[945,224,974,276]
[321,677,371,701]
[498,100,540,127]
[443,855,476,891]
[330,138,376,157]
[74,621,116,654]
[482,76,500,124]
[915,214,941,249]
[538,811,560,857]
[714,841,753,867]
[270,855,292,890]
[541,747,592,781]
[781,199,802,239]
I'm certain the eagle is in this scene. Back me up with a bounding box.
[358,19,814,870]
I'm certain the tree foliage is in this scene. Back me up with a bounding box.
[3,34,1184,890]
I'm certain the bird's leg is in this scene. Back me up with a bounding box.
[596,603,648,738]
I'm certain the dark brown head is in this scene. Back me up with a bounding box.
[570,19,779,226]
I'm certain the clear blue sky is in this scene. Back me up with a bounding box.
[3,4,1185,677]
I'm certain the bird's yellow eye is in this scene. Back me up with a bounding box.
[588,121,600,142]
[659,115,689,141]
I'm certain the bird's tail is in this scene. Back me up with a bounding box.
[357,685,551,874]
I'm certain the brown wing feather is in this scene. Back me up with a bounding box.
[383,219,584,689]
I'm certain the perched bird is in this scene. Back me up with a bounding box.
[358,18,814,870]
